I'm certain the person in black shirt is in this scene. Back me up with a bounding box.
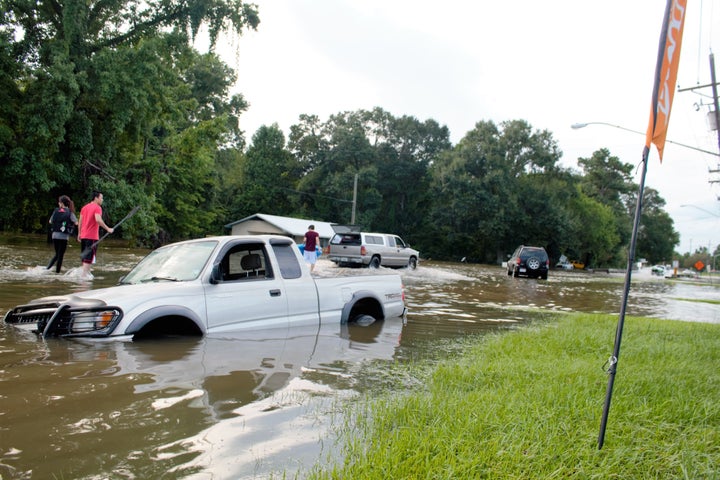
[46,195,78,273]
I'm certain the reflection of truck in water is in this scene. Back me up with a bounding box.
[33,316,405,478]
[4,235,407,339]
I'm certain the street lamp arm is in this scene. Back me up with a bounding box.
[571,122,645,136]
[571,121,720,157]
[680,204,720,218]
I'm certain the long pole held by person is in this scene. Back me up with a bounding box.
[81,206,141,257]
[597,0,687,450]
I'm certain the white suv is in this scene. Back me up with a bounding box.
[327,226,419,269]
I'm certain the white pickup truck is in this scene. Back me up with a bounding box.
[3,235,407,340]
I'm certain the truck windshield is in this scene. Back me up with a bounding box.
[120,240,218,284]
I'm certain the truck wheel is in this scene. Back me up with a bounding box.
[408,257,417,270]
[369,256,381,268]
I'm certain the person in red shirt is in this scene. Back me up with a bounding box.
[78,191,114,278]
[303,224,320,273]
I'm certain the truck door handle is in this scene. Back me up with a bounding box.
[269,289,281,297]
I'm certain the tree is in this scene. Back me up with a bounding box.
[231,124,301,220]
[427,119,563,262]
[577,148,635,265]
[372,111,451,236]
[0,0,259,240]
[287,108,450,232]
[634,187,679,264]
[569,190,620,267]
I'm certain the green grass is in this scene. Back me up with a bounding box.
[308,314,720,479]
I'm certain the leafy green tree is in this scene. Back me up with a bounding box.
[231,124,301,220]
[426,119,563,262]
[369,109,451,237]
[577,148,635,265]
[0,0,258,240]
[568,189,620,267]
[633,187,679,264]
[578,148,634,208]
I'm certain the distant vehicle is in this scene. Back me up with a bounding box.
[651,265,666,276]
[507,245,549,280]
[677,269,698,279]
[327,225,419,270]
[556,255,574,270]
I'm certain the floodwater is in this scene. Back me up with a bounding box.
[0,234,718,479]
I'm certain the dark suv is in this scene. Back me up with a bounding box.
[507,245,549,279]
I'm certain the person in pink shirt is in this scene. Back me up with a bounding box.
[78,191,114,278]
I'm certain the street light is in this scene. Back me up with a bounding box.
[571,122,720,157]
[680,204,720,218]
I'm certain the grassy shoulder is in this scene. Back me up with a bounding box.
[309,313,720,479]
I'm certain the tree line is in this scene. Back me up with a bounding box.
[1,0,696,267]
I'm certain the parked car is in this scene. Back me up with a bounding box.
[556,254,574,270]
[3,235,407,339]
[327,225,419,269]
[651,264,667,276]
[507,245,549,279]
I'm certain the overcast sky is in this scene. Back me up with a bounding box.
[216,0,720,256]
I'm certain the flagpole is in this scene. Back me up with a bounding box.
[597,145,650,449]
[597,0,686,449]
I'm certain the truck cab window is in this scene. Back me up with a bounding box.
[271,243,302,279]
[222,244,269,280]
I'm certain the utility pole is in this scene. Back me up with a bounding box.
[351,173,358,224]
[678,52,720,191]
[709,53,720,187]
[709,53,720,154]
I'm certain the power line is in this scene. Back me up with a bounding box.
[280,187,353,203]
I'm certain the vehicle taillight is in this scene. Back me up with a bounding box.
[361,246,367,256]
[516,257,521,265]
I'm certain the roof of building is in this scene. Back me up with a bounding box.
[225,213,337,239]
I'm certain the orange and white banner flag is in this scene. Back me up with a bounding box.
[645,0,687,162]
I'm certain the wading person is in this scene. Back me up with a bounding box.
[78,191,113,278]
[303,224,320,273]
[46,195,78,273]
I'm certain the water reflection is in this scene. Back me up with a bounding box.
[0,316,404,479]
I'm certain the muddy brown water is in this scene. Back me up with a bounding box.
[1,234,718,479]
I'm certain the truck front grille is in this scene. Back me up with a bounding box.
[4,303,61,326]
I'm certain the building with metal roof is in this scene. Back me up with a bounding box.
[224,213,336,245]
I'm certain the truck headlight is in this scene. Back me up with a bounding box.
[70,309,122,334]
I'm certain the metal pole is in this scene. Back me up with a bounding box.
[709,53,720,154]
[598,146,650,449]
[351,173,358,224]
